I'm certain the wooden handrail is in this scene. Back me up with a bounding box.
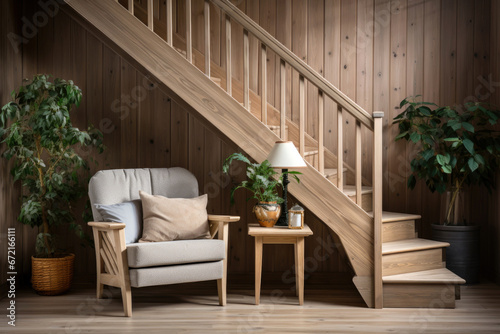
[210,0,374,130]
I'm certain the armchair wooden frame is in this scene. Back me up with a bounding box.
[89,215,240,317]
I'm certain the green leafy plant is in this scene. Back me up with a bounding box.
[222,153,301,204]
[394,96,500,225]
[0,75,105,257]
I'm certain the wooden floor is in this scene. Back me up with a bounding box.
[2,278,500,334]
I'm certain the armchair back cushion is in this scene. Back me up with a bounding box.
[88,168,199,244]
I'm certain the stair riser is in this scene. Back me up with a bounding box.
[325,172,347,186]
[383,284,456,308]
[383,248,444,276]
[383,220,416,242]
[348,192,372,212]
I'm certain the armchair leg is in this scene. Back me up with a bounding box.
[121,284,132,317]
[97,282,104,299]
[217,275,226,306]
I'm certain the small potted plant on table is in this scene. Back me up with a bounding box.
[222,153,300,227]
[0,75,104,295]
[393,97,500,283]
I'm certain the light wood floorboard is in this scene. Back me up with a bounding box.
[2,280,499,333]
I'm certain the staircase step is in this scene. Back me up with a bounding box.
[383,268,465,284]
[342,185,372,196]
[382,238,447,276]
[382,220,416,242]
[367,211,421,223]
[383,283,458,308]
[382,238,449,255]
[323,167,347,178]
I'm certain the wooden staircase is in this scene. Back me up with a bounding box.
[64,0,465,309]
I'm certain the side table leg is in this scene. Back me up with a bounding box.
[294,241,298,296]
[255,236,263,305]
[297,237,305,305]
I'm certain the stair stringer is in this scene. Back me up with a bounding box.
[65,0,375,307]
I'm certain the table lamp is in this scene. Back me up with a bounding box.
[266,141,307,226]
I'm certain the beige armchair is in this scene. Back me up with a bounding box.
[88,168,239,317]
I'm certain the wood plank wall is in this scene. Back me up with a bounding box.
[0,0,499,285]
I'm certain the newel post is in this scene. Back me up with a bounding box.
[372,111,384,309]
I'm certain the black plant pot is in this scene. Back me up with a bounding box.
[431,224,480,284]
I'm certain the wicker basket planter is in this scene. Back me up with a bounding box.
[31,253,75,295]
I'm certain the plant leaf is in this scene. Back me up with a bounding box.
[463,139,474,155]
[468,157,479,172]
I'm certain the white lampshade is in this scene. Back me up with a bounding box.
[266,141,307,169]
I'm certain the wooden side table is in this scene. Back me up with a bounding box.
[248,224,313,305]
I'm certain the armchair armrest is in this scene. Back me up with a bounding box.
[88,222,127,230]
[208,215,240,223]
[208,215,240,239]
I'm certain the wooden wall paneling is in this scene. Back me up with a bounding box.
[170,100,189,169]
[0,0,23,289]
[323,0,340,153]
[275,0,292,115]
[339,0,356,169]
[356,0,374,182]
[19,1,40,280]
[291,0,308,123]
[472,0,492,284]
[305,0,324,139]
[120,60,138,168]
[439,0,457,106]
[405,0,424,230]
[176,0,186,39]
[421,0,441,238]
[69,20,88,132]
[192,0,205,53]
[373,0,391,206]
[455,0,474,103]
[221,142,247,273]
[137,75,154,168]
[204,130,222,213]
[246,1,259,93]
[189,115,206,195]
[53,14,72,81]
[153,93,172,167]
[489,1,500,284]
[473,0,491,102]
[387,0,408,212]
[209,2,221,66]
[101,46,122,170]
[259,0,277,107]
[231,0,245,84]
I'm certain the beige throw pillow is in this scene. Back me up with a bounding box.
[138,191,210,242]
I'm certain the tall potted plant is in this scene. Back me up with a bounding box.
[394,97,500,283]
[0,75,104,295]
[222,153,300,227]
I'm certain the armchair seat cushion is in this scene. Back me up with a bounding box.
[127,239,225,268]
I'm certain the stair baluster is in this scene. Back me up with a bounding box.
[299,75,305,156]
[186,0,192,62]
[147,0,153,30]
[280,59,286,140]
[355,120,362,206]
[128,0,134,14]
[225,14,231,95]
[260,43,267,124]
[318,91,324,174]
[166,0,172,45]
[204,0,210,76]
[337,105,343,191]
[243,30,250,110]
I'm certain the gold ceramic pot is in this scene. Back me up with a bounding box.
[253,201,281,227]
